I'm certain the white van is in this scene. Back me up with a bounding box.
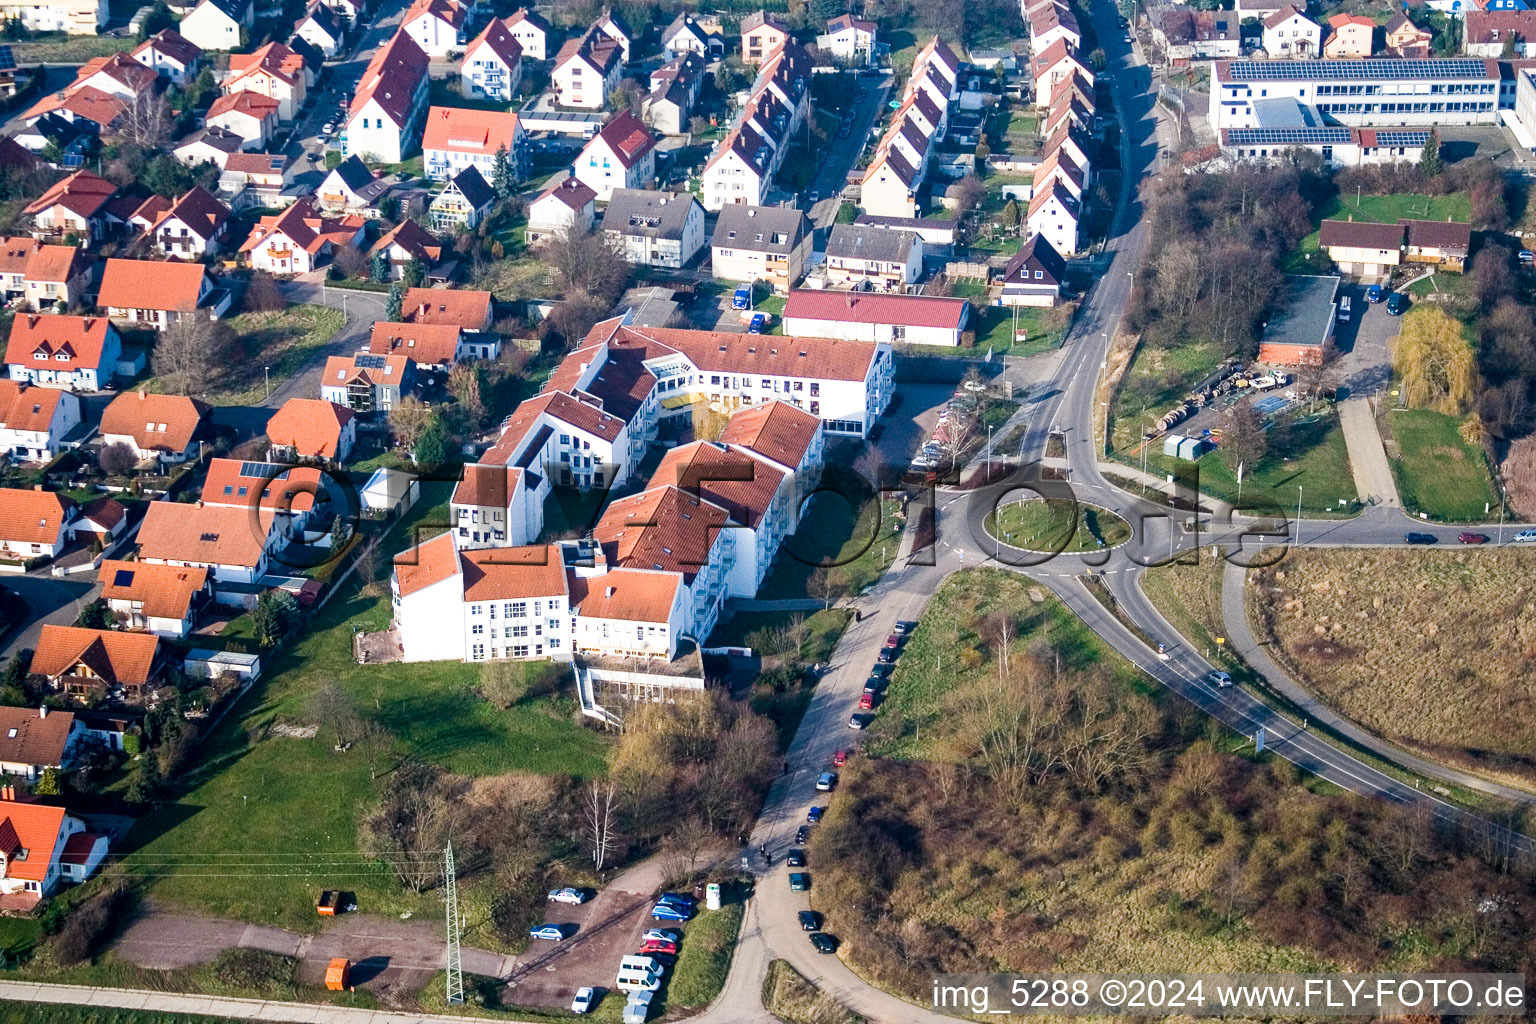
[623,990,655,1023]
[616,955,664,993]
[1514,529,1536,543]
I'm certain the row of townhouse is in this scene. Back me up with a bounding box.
[1026,24,1097,256]
[394,396,826,665]
[701,40,813,210]
[860,36,961,218]
[344,29,430,165]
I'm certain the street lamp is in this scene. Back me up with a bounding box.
[264,365,271,400]
[1295,485,1303,546]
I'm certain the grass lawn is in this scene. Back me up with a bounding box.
[1135,412,1359,516]
[761,959,861,1024]
[115,482,609,935]
[663,895,745,1009]
[758,467,902,602]
[967,304,1061,357]
[1385,409,1498,522]
[473,250,551,301]
[0,1006,275,1024]
[710,609,850,666]
[428,78,507,112]
[1140,557,1249,678]
[986,497,1131,552]
[1109,338,1223,454]
[1295,192,1470,255]
[12,35,134,62]
[538,486,610,540]
[865,568,1142,761]
[1253,549,1536,789]
[137,306,345,407]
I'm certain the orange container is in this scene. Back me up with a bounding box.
[325,958,350,991]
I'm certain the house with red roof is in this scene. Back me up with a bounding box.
[0,488,77,559]
[31,624,164,701]
[401,0,469,56]
[0,382,81,462]
[73,496,127,545]
[784,289,971,347]
[225,40,310,121]
[265,397,355,463]
[527,176,596,244]
[503,7,550,59]
[820,13,877,64]
[72,51,159,103]
[551,21,623,110]
[422,105,525,182]
[23,170,117,244]
[462,17,524,101]
[0,238,90,312]
[368,318,463,370]
[1324,12,1375,57]
[369,219,443,281]
[653,440,791,597]
[206,90,280,149]
[132,28,204,85]
[717,399,823,530]
[5,314,123,391]
[99,390,210,464]
[574,109,655,200]
[99,559,212,637]
[740,9,790,64]
[0,792,108,903]
[320,350,415,414]
[135,498,286,584]
[150,186,231,258]
[344,28,429,164]
[239,196,366,275]
[98,258,222,330]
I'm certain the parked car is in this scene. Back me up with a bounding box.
[869,662,892,679]
[1337,295,1351,322]
[643,928,680,943]
[893,620,918,635]
[1459,532,1490,544]
[789,872,810,891]
[1404,532,1438,545]
[799,910,821,931]
[651,902,692,921]
[1520,250,1535,264]
[657,893,695,907]
[807,189,820,202]
[1366,284,1383,303]
[833,749,848,767]
[809,932,839,954]
[858,692,874,711]
[1386,292,1408,316]
[748,313,767,334]
[548,887,588,905]
[732,286,751,310]
[876,648,896,664]
[795,825,810,844]
[807,805,825,823]
[1515,529,1536,543]
[883,633,902,649]
[529,924,568,941]
[816,771,838,791]
[849,713,870,729]
[787,848,806,867]
[1206,670,1233,688]
[572,987,596,1014]
[640,938,678,956]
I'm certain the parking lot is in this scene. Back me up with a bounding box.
[502,888,657,1010]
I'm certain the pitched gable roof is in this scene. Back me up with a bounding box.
[422,105,522,156]
[239,196,364,255]
[97,258,208,312]
[591,109,655,169]
[208,90,280,122]
[368,319,460,364]
[265,398,353,458]
[98,559,209,620]
[0,706,76,768]
[655,441,785,529]
[0,488,73,544]
[371,218,442,265]
[535,175,596,211]
[1318,218,1406,250]
[75,51,160,96]
[99,391,209,453]
[6,315,114,373]
[23,170,116,221]
[136,500,269,568]
[22,86,127,130]
[568,567,680,625]
[31,625,160,689]
[400,286,491,329]
[0,381,67,435]
[466,16,524,68]
[350,28,428,127]
[0,800,68,882]
[393,528,460,596]
[717,400,820,471]
[443,164,495,209]
[1003,232,1067,285]
[133,28,202,67]
[593,484,730,582]
[154,186,229,241]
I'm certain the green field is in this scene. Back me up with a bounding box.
[136,306,345,407]
[664,896,745,1008]
[116,483,609,934]
[0,1006,244,1024]
[1386,409,1499,521]
[986,497,1131,552]
[758,467,902,602]
[11,35,135,62]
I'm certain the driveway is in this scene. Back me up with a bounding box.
[0,575,99,662]
[502,888,652,1010]
[807,71,892,229]
[1329,285,1403,507]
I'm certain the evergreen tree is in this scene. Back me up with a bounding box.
[385,282,403,320]
[1419,130,1443,177]
[402,255,426,288]
[491,143,514,199]
[370,251,389,283]
[34,767,60,796]
[414,415,449,467]
[127,755,161,804]
[330,514,348,551]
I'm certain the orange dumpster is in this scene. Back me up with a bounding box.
[325,958,350,991]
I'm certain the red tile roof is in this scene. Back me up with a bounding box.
[59,832,102,867]
[79,497,126,531]
[592,110,655,170]
[400,287,491,330]
[568,567,680,624]
[239,197,364,255]
[0,382,69,434]
[422,105,522,157]
[654,441,785,528]
[350,28,428,128]
[717,400,820,471]
[392,529,459,597]
[23,170,117,221]
[484,389,624,464]
[593,484,730,582]
[31,625,160,691]
[535,176,597,211]
[462,544,566,601]
[208,90,280,122]
[97,259,208,313]
[136,500,270,569]
[5,315,115,373]
[0,800,68,882]
[200,458,324,513]
[22,86,127,129]
[465,17,524,69]
[453,462,517,508]
[784,289,968,331]
[264,398,354,459]
[132,28,202,67]
[75,51,159,96]
[227,40,306,87]
[368,320,462,365]
[98,559,208,619]
[0,488,74,545]
[152,186,229,241]
[370,219,442,265]
[587,321,883,384]
[0,706,76,768]
[25,245,83,284]
[323,351,412,387]
[100,391,210,454]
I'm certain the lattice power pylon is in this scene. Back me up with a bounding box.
[444,841,463,1005]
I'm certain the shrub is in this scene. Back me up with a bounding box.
[50,878,131,965]
[213,948,297,994]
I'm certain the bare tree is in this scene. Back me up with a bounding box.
[310,682,361,750]
[244,271,284,313]
[808,566,841,611]
[546,226,630,301]
[98,441,138,476]
[361,760,457,892]
[584,780,620,872]
[388,396,433,451]
[331,243,369,281]
[1221,403,1268,474]
[152,316,232,396]
[116,91,175,149]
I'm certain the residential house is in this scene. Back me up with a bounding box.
[132,28,203,84]
[503,7,550,60]
[574,109,656,200]
[239,196,366,275]
[323,0,363,27]
[224,40,309,121]
[98,259,220,329]
[1152,7,1241,60]
[98,560,212,637]
[0,382,81,462]
[1027,0,1081,54]
[178,0,251,51]
[596,8,632,62]
[716,400,822,530]
[0,791,108,899]
[701,123,772,210]
[859,144,921,218]
[401,0,470,57]
[71,51,158,102]
[592,485,730,639]
[644,52,704,135]
[174,126,246,169]
[0,488,76,559]
[24,170,116,244]
[0,0,104,34]
[783,290,969,346]
[399,286,494,334]
[218,152,293,208]
[123,193,172,239]
[150,185,230,258]
[551,21,624,110]
[315,155,391,214]
[0,706,81,780]
[73,496,125,546]
[370,220,443,281]
[1385,13,1433,57]
[1324,13,1375,57]
[1031,38,1095,99]
[1027,181,1080,257]
[0,240,88,311]
[429,164,495,231]
[1467,11,1536,55]
[1317,218,1406,276]
[293,2,344,58]
[461,17,524,101]
[344,29,430,165]
[320,350,415,413]
[853,212,958,251]
[1262,6,1320,58]
[205,90,280,149]
[99,390,210,463]
[368,320,464,371]
[135,498,287,584]
[525,175,595,244]
[999,232,1067,307]
[662,13,723,59]
[5,315,120,391]
[16,91,124,159]
[824,223,923,290]
[710,203,809,293]
[741,10,790,64]
[265,397,356,463]
[859,37,955,217]
[819,13,877,65]
[1402,218,1471,271]
[601,189,705,269]
[199,457,340,534]
[422,105,525,182]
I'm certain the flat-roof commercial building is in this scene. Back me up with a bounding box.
[1209,59,1501,131]
[1257,274,1340,366]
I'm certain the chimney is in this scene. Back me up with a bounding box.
[606,586,616,598]
[38,705,47,719]
[0,786,13,802]
[33,484,41,491]
[138,389,146,399]
[195,499,204,508]
[27,314,38,328]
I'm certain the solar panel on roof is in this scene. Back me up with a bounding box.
[112,569,134,588]
[1227,58,1489,81]
[1227,127,1352,144]
[0,47,17,72]
[239,461,269,477]
[355,354,387,369]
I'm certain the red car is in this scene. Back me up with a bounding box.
[883,634,902,648]
[858,692,875,710]
[832,749,848,767]
[1459,532,1490,544]
[640,938,678,955]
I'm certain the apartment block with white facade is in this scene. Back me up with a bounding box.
[1208,58,1501,131]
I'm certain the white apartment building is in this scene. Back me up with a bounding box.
[1208,58,1501,131]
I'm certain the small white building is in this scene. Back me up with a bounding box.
[400,0,470,57]
[823,223,923,290]
[1262,5,1321,58]
[0,382,81,462]
[601,189,705,270]
[502,6,550,60]
[783,290,970,346]
[178,0,251,52]
[818,14,877,65]
[461,17,524,101]
[574,110,655,201]
[526,176,596,245]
